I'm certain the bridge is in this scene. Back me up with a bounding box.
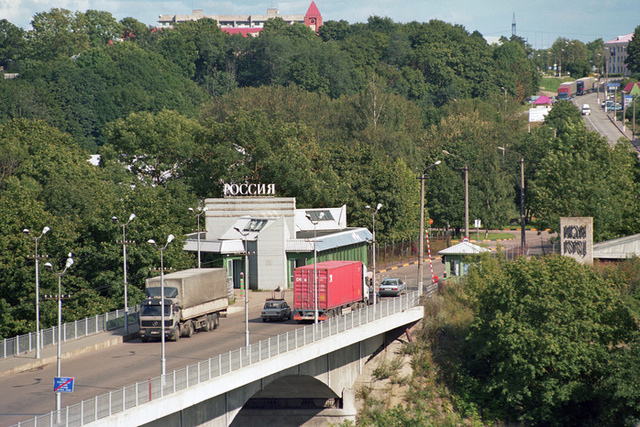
[13,292,424,427]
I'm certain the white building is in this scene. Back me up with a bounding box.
[183,197,371,291]
[604,33,634,77]
[158,2,323,36]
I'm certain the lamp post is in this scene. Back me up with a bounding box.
[418,161,441,296]
[112,214,135,334]
[442,150,469,239]
[614,85,618,122]
[596,53,602,104]
[188,207,208,268]
[23,226,50,359]
[633,95,637,138]
[498,147,526,251]
[148,234,174,377]
[305,214,325,323]
[622,91,627,132]
[44,253,73,420]
[234,227,250,346]
[604,47,610,100]
[366,203,382,319]
[559,49,564,77]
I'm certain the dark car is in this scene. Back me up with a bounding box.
[261,299,292,322]
[378,278,406,297]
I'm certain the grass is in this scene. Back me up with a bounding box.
[456,232,515,242]
[540,76,574,93]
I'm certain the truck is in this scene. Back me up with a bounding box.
[293,260,371,322]
[557,81,577,101]
[576,77,596,96]
[139,268,229,342]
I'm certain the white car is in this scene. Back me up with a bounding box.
[582,104,591,115]
[378,278,406,297]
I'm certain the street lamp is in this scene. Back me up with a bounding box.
[622,90,627,131]
[305,213,325,323]
[233,227,250,346]
[23,226,50,359]
[148,234,174,377]
[418,161,441,296]
[442,150,469,239]
[112,214,135,334]
[188,207,208,268]
[633,94,637,138]
[604,47,610,100]
[366,203,382,319]
[614,84,618,122]
[498,147,526,251]
[44,253,73,419]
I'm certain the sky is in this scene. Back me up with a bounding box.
[2,0,638,48]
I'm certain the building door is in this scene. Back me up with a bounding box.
[232,259,245,289]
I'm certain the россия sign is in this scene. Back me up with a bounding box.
[223,183,276,197]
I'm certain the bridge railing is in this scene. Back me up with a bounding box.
[12,291,421,427]
[1,308,140,359]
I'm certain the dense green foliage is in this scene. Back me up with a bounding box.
[2,7,640,425]
[353,257,640,426]
[625,26,640,75]
[464,255,637,425]
[0,6,639,363]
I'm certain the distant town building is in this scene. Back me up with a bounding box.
[158,1,322,37]
[604,33,634,77]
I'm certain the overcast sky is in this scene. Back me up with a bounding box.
[3,0,638,47]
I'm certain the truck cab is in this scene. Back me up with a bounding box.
[139,287,180,342]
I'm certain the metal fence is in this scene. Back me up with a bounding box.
[11,292,420,427]
[2,308,139,359]
[372,232,450,269]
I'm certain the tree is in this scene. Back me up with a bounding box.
[625,26,640,74]
[101,110,203,186]
[82,10,122,46]
[527,102,640,240]
[463,255,638,425]
[0,19,25,71]
[424,99,515,231]
[25,9,91,61]
[318,20,350,42]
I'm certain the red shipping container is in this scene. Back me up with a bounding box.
[293,261,364,317]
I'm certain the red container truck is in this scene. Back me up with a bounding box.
[557,81,577,100]
[293,260,371,322]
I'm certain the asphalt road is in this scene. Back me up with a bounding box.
[577,86,634,147]
[0,291,300,426]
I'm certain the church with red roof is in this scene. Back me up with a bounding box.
[158,2,323,37]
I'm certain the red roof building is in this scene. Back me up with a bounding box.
[304,2,323,33]
[158,2,323,37]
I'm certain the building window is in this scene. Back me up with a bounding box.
[306,210,334,221]
[244,219,268,231]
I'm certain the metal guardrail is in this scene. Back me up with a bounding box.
[11,291,421,427]
[2,308,140,359]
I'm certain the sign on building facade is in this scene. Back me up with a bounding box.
[559,217,593,264]
[223,183,276,197]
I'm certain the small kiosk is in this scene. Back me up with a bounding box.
[438,238,490,279]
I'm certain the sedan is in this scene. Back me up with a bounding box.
[261,299,292,322]
[378,278,406,297]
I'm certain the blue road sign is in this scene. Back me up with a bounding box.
[54,377,74,393]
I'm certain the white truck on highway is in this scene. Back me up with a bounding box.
[139,268,229,342]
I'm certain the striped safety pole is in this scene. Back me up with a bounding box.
[426,229,435,287]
